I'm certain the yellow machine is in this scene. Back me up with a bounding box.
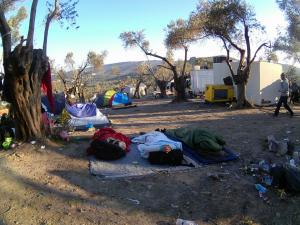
[204,85,235,103]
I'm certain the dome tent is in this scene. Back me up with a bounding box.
[96,90,132,108]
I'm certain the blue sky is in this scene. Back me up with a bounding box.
[16,0,287,67]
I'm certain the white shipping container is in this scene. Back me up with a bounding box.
[190,69,214,95]
[212,61,282,105]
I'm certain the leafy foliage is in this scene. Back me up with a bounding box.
[57,51,107,103]
[46,0,79,30]
[274,0,300,62]
[7,6,27,45]
[191,0,269,107]
[165,18,199,49]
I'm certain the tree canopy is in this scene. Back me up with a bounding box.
[190,0,269,107]
[0,0,80,140]
[274,0,300,62]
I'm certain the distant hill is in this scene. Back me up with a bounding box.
[53,60,162,82]
[53,56,231,82]
[102,60,161,80]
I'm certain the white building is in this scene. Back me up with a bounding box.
[191,61,298,105]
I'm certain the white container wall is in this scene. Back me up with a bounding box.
[259,62,282,104]
[190,69,214,94]
[212,61,283,105]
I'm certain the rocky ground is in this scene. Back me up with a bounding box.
[0,98,299,225]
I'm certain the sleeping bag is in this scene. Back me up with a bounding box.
[165,127,225,154]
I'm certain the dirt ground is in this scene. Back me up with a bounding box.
[0,98,300,225]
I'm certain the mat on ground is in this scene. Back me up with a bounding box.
[89,144,199,178]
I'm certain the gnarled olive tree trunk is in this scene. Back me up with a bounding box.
[173,75,186,102]
[233,69,252,108]
[3,46,47,140]
[156,79,167,98]
[133,80,142,99]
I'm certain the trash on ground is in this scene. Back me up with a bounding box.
[127,198,140,205]
[176,218,198,225]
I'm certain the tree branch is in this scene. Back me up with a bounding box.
[26,0,39,47]
[157,64,172,71]
[245,42,269,71]
[181,46,188,76]
[220,34,243,54]
[43,0,60,54]
[244,24,251,65]
[0,10,11,61]
[57,70,68,92]
[221,37,235,77]
[136,42,176,70]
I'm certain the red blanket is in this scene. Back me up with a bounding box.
[41,62,55,113]
[92,127,131,152]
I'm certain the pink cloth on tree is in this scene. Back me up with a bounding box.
[41,62,55,113]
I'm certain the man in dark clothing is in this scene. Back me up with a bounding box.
[274,73,294,117]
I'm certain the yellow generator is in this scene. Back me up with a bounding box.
[205,85,235,103]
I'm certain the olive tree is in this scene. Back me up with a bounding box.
[191,0,269,107]
[120,19,198,102]
[57,51,107,103]
[275,0,300,62]
[0,0,78,140]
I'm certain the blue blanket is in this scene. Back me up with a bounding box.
[66,103,97,118]
[166,134,238,165]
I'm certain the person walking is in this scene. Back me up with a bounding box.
[274,73,294,117]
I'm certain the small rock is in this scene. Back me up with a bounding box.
[15,153,22,158]
[171,204,179,208]
[46,204,52,210]
[77,208,84,213]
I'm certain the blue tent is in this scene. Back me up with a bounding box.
[66,103,97,118]
[111,92,132,106]
[94,91,132,108]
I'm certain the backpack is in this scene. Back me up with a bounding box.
[148,149,183,166]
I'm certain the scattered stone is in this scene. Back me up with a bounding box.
[77,208,84,213]
[171,204,179,209]
[127,198,140,205]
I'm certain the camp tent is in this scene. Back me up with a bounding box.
[96,90,132,108]
[103,90,116,106]
[66,103,110,130]
[111,92,132,106]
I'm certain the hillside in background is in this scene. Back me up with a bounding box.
[99,60,161,81]
[53,56,228,82]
